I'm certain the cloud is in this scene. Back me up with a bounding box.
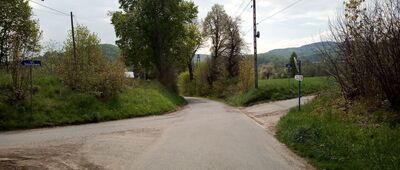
[29,0,343,54]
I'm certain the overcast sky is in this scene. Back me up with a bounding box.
[29,0,344,54]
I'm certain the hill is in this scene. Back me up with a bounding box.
[258,42,337,66]
[100,44,120,61]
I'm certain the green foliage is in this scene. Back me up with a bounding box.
[0,76,185,131]
[289,52,298,77]
[99,44,120,61]
[276,90,400,170]
[228,77,331,106]
[0,0,41,103]
[238,57,254,92]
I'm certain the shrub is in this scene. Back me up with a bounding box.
[238,57,254,92]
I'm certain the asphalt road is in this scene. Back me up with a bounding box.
[0,97,313,170]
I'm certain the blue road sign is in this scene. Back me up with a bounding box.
[21,60,41,67]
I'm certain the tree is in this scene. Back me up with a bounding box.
[260,63,275,79]
[176,23,203,81]
[111,0,198,89]
[223,17,244,78]
[0,0,41,103]
[203,4,230,86]
[289,52,298,77]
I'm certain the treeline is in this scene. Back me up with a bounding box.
[178,4,254,97]
[0,0,125,104]
[259,52,328,80]
[322,0,400,110]
[111,0,201,89]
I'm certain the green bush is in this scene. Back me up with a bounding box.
[177,71,196,96]
[59,25,125,99]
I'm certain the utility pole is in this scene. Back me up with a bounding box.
[298,60,302,111]
[70,12,77,87]
[253,0,259,89]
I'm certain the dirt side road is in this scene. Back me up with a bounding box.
[0,97,314,170]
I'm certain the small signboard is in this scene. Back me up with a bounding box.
[295,75,304,81]
[21,60,41,67]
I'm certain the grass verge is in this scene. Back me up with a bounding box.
[0,76,186,131]
[228,77,331,106]
[276,90,400,170]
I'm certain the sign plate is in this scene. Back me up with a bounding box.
[21,60,41,67]
[295,75,304,81]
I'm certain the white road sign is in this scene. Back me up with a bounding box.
[295,75,304,81]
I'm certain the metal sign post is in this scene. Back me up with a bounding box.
[293,58,302,111]
[21,60,42,114]
[296,60,302,111]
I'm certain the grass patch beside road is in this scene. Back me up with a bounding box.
[0,77,186,131]
[276,90,400,170]
[228,77,330,106]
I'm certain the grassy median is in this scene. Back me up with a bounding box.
[0,76,186,131]
[276,90,400,170]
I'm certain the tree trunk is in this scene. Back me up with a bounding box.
[188,61,194,81]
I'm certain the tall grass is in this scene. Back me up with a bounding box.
[276,90,400,170]
[0,76,186,131]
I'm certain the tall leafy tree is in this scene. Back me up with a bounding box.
[0,0,41,102]
[60,25,125,98]
[224,17,244,78]
[289,52,298,77]
[203,4,229,86]
[111,0,198,88]
[176,23,203,81]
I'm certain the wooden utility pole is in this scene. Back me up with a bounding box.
[253,0,259,89]
[70,12,77,86]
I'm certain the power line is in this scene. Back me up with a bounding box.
[29,0,69,16]
[234,0,248,14]
[237,0,252,18]
[258,0,304,24]
[31,6,68,17]
[243,0,305,36]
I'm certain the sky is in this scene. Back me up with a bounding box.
[28,0,344,54]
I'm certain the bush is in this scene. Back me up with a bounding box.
[323,0,400,110]
[59,25,125,99]
[238,57,254,92]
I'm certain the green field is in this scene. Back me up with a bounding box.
[276,90,400,170]
[228,76,332,106]
[0,76,186,131]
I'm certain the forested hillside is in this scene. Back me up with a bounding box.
[100,44,120,61]
[258,42,337,65]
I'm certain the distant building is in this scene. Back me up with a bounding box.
[125,72,135,79]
